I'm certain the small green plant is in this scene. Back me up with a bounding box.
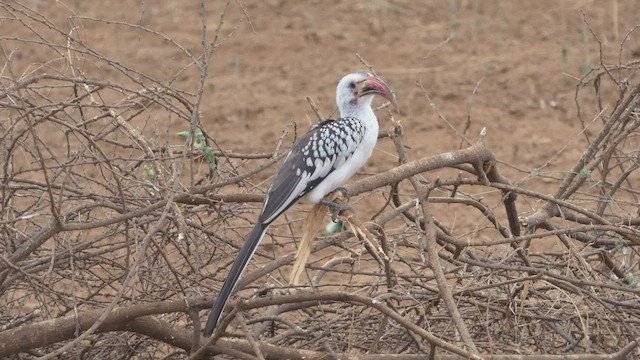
[579,168,592,179]
[143,165,156,181]
[177,127,217,171]
[325,219,347,235]
[625,273,639,288]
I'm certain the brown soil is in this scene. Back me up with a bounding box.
[25,0,634,233]
[13,0,639,176]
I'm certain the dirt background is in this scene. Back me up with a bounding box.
[13,0,639,180]
[3,0,640,356]
[17,0,635,249]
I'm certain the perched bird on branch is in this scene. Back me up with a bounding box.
[204,72,397,336]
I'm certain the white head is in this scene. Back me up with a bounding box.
[335,72,397,118]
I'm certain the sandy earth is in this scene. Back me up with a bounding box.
[13,0,639,177]
[6,0,640,294]
[5,0,639,282]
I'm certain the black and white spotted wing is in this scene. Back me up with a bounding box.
[258,117,366,225]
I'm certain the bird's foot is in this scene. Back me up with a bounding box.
[320,199,353,222]
[334,187,349,200]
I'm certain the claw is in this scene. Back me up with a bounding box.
[335,187,349,199]
[320,199,353,222]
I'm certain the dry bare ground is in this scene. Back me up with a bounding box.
[1,1,640,359]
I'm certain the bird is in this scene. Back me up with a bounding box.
[204,72,396,337]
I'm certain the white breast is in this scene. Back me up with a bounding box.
[301,120,378,204]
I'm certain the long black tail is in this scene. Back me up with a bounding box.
[203,222,269,336]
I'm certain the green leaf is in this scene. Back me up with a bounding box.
[325,220,346,235]
[143,165,156,180]
[177,131,190,138]
[204,146,217,171]
[178,128,206,149]
[580,169,592,178]
[194,128,205,149]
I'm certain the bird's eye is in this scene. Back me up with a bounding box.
[348,82,356,89]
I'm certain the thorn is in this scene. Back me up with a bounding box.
[306,96,323,121]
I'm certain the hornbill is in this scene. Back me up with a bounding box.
[204,72,396,336]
